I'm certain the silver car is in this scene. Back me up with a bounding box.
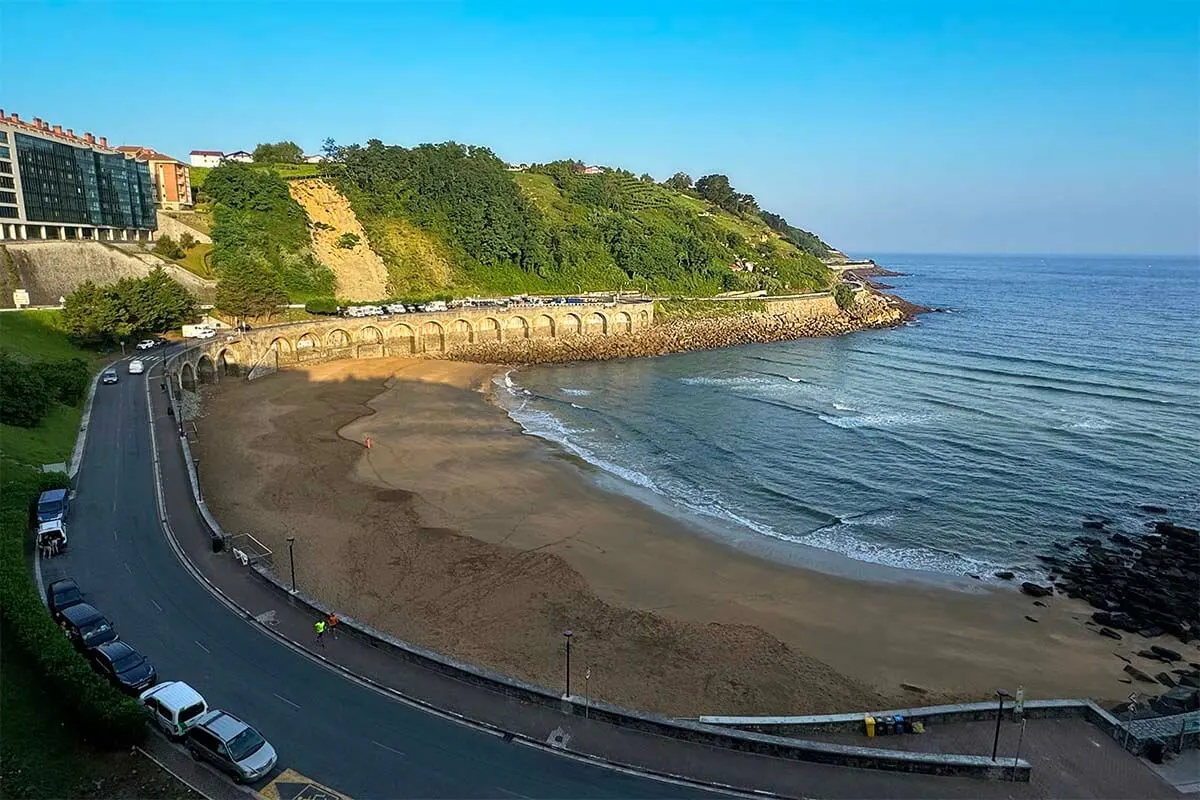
[184,710,277,783]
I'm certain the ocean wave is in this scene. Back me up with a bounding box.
[796,524,1010,577]
[561,387,593,396]
[818,411,935,429]
[1061,414,1114,432]
[832,402,857,412]
[679,375,771,388]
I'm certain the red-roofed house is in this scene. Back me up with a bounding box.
[120,146,193,209]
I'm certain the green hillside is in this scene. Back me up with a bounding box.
[201,142,838,304]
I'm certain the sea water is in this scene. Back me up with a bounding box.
[494,255,1200,581]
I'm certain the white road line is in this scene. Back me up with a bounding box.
[371,740,406,757]
[272,692,301,710]
[150,598,164,612]
[194,640,211,654]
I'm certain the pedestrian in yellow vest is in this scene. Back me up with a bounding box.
[314,618,327,647]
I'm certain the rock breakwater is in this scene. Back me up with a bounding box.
[440,292,907,366]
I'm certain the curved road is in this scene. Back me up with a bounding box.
[41,352,710,798]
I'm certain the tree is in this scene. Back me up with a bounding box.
[152,235,185,260]
[833,283,856,310]
[695,174,736,210]
[214,257,287,320]
[664,172,693,192]
[129,268,198,333]
[62,270,196,345]
[63,280,131,345]
[0,351,51,427]
[251,141,304,164]
[178,231,196,251]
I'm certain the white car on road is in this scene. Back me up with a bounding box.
[136,339,157,350]
[128,359,145,375]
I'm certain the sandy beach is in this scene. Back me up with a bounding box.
[193,357,1166,717]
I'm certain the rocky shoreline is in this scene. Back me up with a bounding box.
[439,291,910,366]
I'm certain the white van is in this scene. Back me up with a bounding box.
[140,681,208,739]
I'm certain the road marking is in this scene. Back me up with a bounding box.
[194,640,211,654]
[150,598,164,612]
[259,768,351,800]
[273,692,301,710]
[370,740,405,757]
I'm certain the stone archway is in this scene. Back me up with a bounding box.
[180,362,196,392]
[388,323,416,354]
[532,314,555,339]
[196,354,216,384]
[296,332,320,361]
[358,325,383,358]
[448,319,473,346]
[421,321,445,353]
[585,311,608,335]
[560,313,582,336]
[476,317,502,343]
[269,336,293,366]
[614,311,633,334]
[639,309,650,327]
[327,328,352,349]
[216,348,239,377]
[506,315,530,340]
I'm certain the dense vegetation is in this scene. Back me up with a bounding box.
[62,268,197,346]
[0,313,147,785]
[203,163,335,305]
[203,139,838,305]
[252,140,304,164]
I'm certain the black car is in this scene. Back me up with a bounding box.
[90,640,156,693]
[59,603,117,651]
[46,578,84,622]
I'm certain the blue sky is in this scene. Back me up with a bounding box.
[4,1,1197,255]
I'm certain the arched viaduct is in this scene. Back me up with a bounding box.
[167,302,655,391]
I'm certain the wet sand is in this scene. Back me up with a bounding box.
[194,358,1150,716]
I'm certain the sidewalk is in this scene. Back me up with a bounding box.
[150,381,1177,799]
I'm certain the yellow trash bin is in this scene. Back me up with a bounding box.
[864,714,876,737]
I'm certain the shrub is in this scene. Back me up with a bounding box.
[36,357,91,407]
[304,297,339,315]
[833,283,856,310]
[152,235,185,260]
[178,231,196,251]
[0,351,52,428]
[0,471,146,747]
[335,232,360,249]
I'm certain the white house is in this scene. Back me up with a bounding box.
[223,150,253,163]
[302,154,327,164]
[189,150,223,168]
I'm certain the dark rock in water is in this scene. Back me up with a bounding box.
[1110,532,1133,546]
[1124,665,1157,683]
[1151,687,1200,714]
[967,573,981,580]
[1139,505,1169,514]
[1156,672,1178,688]
[1082,519,1107,530]
[1033,600,1047,607]
[1138,649,1169,662]
[1099,627,1122,640]
[1191,662,1200,670]
[1024,615,1039,623]
[1151,645,1183,662]
[1181,673,1200,689]
[994,570,1015,580]
[1139,627,1167,639]
[1020,582,1053,598]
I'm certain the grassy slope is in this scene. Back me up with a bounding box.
[0,313,194,799]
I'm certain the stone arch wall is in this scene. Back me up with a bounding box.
[327,328,351,348]
[448,319,473,346]
[180,362,196,391]
[477,317,502,342]
[359,326,383,344]
[296,332,321,361]
[560,313,582,336]
[358,325,384,358]
[506,315,530,340]
[585,311,608,335]
[388,323,416,354]
[421,320,445,353]
[614,311,633,334]
[196,354,216,384]
[532,314,555,338]
[216,348,239,377]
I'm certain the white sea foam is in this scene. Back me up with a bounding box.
[1065,415,1113,432]
[796,525,1002,575]
[832,402,857,412]
[818,411,934,429]
[561,387,593,396]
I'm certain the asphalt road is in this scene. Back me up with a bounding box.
[41,352,711,799]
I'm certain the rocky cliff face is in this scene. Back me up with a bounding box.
[288,179,390,301]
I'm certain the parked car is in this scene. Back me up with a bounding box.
[184,710,278,783]
[102,369,120,385]
[128,360,145,375]
[59,603,117,651]
[45,578,84,622]
[36,519,68,554]
[136,339,157,350]
[141,681,209,739]
[36,488,69,524]
[90,640,157,693]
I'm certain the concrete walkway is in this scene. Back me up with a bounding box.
[152,375,1181,799]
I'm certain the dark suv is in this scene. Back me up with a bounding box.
[59,603,117,651]
[46,578,84,622]
[90,640,157,693]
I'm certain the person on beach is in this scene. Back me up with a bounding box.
[314,619,326,647]
[327,613,339,639]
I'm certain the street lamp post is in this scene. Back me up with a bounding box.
[992,689,1012,761]
[287,536,296,592]
[563,630,574,697]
